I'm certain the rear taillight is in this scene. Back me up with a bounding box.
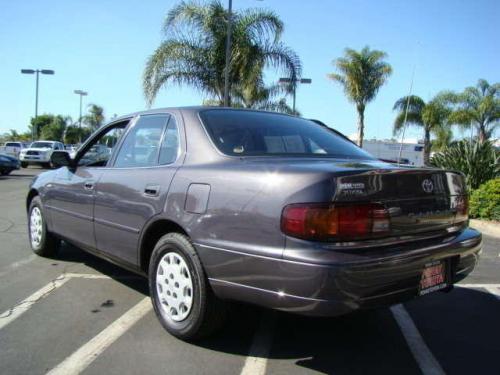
[455,195,469,223]
[281,203,390,241]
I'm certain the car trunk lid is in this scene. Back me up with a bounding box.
[333,168,467,237]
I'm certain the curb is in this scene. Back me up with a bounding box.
[469,219,500,238]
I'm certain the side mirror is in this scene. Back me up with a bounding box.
[50,151,73,168]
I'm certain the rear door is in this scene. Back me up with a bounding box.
[93,113,183,266]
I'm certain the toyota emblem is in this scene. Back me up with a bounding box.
[422,179,434,193]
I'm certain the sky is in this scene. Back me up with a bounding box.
[1,0,499,141]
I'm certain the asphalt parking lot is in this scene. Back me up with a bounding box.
[0,168,499,375]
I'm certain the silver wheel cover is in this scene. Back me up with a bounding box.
[30,207,43,248]
[156,252,194,322]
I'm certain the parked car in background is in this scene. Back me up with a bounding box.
[19,141,65,168]
[0,141,29,159]
[0,153,21,175]
[27,107,481,341]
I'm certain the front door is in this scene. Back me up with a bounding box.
[46,120,130,250]
[93,113,182,266]
[47,167,103,249]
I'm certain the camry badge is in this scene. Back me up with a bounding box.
[422,179,434,193]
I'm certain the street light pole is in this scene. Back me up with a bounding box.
[74,90,88,143]
[278,77,312,113]
[35,71,39,120]
[223,0,233,107]
[21,69,55,141]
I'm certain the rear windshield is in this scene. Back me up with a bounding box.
[199,109,374,159]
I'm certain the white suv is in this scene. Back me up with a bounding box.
[19,141,65,168]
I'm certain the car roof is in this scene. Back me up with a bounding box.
[110,106,298,123]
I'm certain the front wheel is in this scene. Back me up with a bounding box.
[28,196,60,257]
[1,170,11,176]
[149,233,227,340]
[21,162,28,168]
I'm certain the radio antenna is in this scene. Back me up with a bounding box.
[397,64,416,167]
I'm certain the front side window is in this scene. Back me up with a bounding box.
[114,115,169,168]
[78,121,128,167]
[200,109,374,160]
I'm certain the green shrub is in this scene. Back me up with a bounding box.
[430,140,499,190]
[469,178,500,221]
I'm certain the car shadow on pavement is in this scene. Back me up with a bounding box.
[54,243,500,374]
[56,241,261,355]
[404,286,500,375]
[57,242,149,296]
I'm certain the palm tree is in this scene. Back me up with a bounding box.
[328,46,392,147]
[393,95,451,165]
[431,126,453,152]
[444,79,499,143]
[143,0,301,107]
[231,82,297,115]
[83,104,105,132]
[5,129,20,141]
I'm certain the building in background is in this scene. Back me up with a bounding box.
[349,135,425,166]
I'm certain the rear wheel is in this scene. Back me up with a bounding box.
[28,196,60,257]
[1,170,11,176]
[21,162,28,168]
[149,233,227,340]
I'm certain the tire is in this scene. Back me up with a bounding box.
[21,162,28,168]
[1,170,11,176]
[43,162,51,169]
[28,196,60,257]
[149,233,227,341]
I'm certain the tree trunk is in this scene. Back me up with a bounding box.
[478,124,487,144]
[424,128,431,165]
[356,104,365,148]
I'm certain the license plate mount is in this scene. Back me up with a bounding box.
[419,260,448,296]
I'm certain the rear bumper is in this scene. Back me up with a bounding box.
[201,228,482,316]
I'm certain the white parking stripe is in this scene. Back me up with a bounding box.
[457,283,500,288]
[46,297,152,375]
[240,313,275,375]
[0,276,70,331]
[390,304,445,375]
[484,287,500,300]
[0,273,139,331]
[64,273,111,279]
[0,254,37,278]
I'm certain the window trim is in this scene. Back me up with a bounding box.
[110,113,171,169]
[157,115,181,165]
[74,117,133,167]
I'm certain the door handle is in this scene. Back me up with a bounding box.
[84,181,94,190]
[144,184,160,197]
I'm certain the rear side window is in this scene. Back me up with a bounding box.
[6,142,21,147]
[158,117,180,165]
[114,115,168,168]
[199,110,374,160]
